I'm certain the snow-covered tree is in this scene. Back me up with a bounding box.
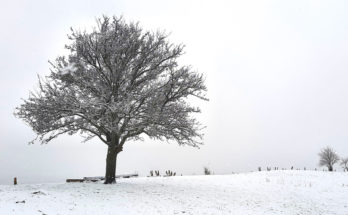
[15,16,207,184]
[318,147,340,172]
[341,157,348,172]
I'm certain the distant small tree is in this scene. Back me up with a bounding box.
[204,167,211,175]
[318,147,340,171]
[341,157,348,172]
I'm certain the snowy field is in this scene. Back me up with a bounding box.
[0,171,347,215]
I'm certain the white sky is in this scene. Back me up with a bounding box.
[1,0,348,184]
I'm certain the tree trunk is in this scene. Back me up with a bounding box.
[104,146,118,184]
[328,165,333,172]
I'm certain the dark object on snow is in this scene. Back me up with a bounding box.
[149,170,160,177]
[14,177,17,185]
[32,191,47,195]
[15,200,25,204]
[67,174,139,183]
[204,167,211,175]
[83,176,105,182]
[120,174,138,179]
[66,179,84,183]
[165,170,176,177]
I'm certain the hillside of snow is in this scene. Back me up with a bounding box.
[0,171,347,215]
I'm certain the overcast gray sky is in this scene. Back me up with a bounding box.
[1,0,348,184]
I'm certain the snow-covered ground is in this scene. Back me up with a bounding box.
[0,171,347,215]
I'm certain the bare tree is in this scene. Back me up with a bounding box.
[14,16,207,184]
[341,157,348,172]
[318,147,340,172]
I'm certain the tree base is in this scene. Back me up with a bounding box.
[104,180,116,184]
[104,176,116,184]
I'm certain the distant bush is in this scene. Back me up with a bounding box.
[149,170,161,177]
[165,170,176,176]
[204,167,211,175]
[341,158,348,172]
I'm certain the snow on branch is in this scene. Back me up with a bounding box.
[15,15,208,148]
